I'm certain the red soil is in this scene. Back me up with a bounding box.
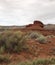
[1,20,55,64]
[9,20,55,60]
[4,38,55,63]
[11,20,55,60]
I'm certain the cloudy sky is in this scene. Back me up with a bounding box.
[0,0,55,26]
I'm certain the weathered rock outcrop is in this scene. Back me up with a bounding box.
[26,20,44,30]
[34,20,44,27]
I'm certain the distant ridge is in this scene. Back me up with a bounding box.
[0,20,55,30]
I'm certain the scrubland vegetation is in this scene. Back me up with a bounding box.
[8,58,55,65]
[0,31,48,54]
[0,30,55,64]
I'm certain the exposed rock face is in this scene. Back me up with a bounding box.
[26,20,44,29]
[26,24,33,27]
[34,20,44,28]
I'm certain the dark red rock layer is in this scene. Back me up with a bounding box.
[26,20,44,30]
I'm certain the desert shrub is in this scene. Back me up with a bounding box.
[0,46,5,54]
[19,35,30,53]
[5,31,23,53]
[51,58,55,64]
[33,59,51,65]
[37,36,48,44]
[25,31,48,44]
[4,31,28,53]
[14,58,55,65]
[25,31,43,40]
[0,55,10,63]
[46,35,55,38]
[0,31,29,53]
[0,31,48,54]
[18,61,32,65]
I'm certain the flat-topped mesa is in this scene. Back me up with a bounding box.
[26,20,44,29]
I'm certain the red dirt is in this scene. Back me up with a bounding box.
[0,20,55,64]
[3,37,55,63]
[9,20,55,60]
[14,21,55,60]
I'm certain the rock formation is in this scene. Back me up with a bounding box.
[26,20,44,30]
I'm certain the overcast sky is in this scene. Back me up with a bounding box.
[0,0,55,26]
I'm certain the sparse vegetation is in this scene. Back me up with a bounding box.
[0,31,48,54]
[0,30,54,64]
[26,31,41,39]
[37,36,48,44]
[0,54,10,63]
[46,35,55,38]
[8,58,55,65]
[25,31,48,44]
[0,31,29,53]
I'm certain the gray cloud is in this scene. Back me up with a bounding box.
[0,0,55,25]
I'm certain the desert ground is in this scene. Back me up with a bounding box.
[0,20,55,65]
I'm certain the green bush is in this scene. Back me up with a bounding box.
[25,31,48,44]
[5,31,23,53]
[0,31,48,54]
[0,46,5,54]
[0,31,29,53]
[37,36,48,44]
[25,31,42,39]
[0,55,10,63]
[13,58,55,65]
[33,59,51,65]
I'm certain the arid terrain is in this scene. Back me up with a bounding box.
[0,20,55,65]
